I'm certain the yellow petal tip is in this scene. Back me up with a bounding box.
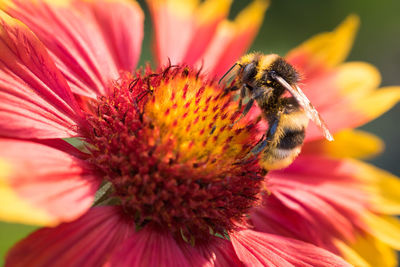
[288,13,361,68]
[330,130,384,159]
[0,159,56,226]
[197,0,232,24]
[234,0,269,32]
[355,86,400,120]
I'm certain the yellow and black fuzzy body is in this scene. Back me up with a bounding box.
[221,53,332,171]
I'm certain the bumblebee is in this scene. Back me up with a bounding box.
[220,53,333,170]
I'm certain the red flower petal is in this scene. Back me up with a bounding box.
[306,86,400,141]
[0,139,100,225]
[3,0,143,98]
[5,206,135,267]
[0,10,83,139]
[181,0,231,66]
[251,195,330,248]
[203,0,269,77]
[108,226,208,267]
[79,0,144,72]
[147,0,267,73]
[147,0,197,66]
[184,238,243,267]
[253,155,370,248]
[231,229,351,267]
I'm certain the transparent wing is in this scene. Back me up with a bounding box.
[274,75,334,141]
[218,63,241,85]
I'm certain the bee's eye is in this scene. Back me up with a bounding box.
[268,70,278,80]
[242,62,257,83]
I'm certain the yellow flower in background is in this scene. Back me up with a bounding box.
[0,0,399,266]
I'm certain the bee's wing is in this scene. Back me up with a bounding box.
[218,63,241,85]
[274,75,334,141]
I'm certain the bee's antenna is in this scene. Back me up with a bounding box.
[218,63,238,85]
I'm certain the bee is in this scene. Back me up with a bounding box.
[220,53,333,170]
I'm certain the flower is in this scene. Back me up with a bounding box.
[0,0,398,266]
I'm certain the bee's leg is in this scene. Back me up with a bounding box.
[240,133,268,165]
[241,98,254,117]
[223,85,240,96]
[250,134,268,155]
[265,110,283,142]
[237,84,248,111]
[234,84,253,121]
[231,98,254,126]
[249,108,281,156]
[239,85,271,121]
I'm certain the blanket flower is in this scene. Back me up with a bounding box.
[0,0,399,266]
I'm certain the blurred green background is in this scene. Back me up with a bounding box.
[1,0,399,265]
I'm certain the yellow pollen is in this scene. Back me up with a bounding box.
[145,70,254,170]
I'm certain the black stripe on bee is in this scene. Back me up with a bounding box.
[276,128,305,149]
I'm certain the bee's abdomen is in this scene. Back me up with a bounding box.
[276,128,305,150]
[260,110,308,171]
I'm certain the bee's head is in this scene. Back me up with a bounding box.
[237,53,262,84]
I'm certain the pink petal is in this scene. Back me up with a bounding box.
[0,138,100,225]
[3,0,144,98]
[146,0,196,65]
[207,24,260,78]
[194,238,244,267]
[250,195,330,248]
[37,138,91,160]
[108,226,208,267]
[0,10,83,139]
[181,0,231,66]
[231,229,351,267]
[5,206,135,267]
[78,0,144,72]
[253,155,370,248]
[204,0,269,77]
[305,87,400,141]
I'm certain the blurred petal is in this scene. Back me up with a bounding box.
[2,0,143,98]
[300,62,380,112]
[352,86,400,124]
[0,10,83,139]
[302,129,384,159]
[357,162,400,215]
[147,0,267,73]
[83,0,144,72]
[182,0,232,65]
[336,235,397,267]
[231,229,351,266]
[108,225,209,267]
[362,214,400,251]
[335,62,381,100]
[0,139,100,225]
[198,20,235,75]
[204,0,269,77]
[286,14,359,75]
[335,240,370,267]
[147,0,198,65]
[306,86,400,141]
[5,206,135,267]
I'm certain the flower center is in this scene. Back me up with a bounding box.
[84,65,265,241]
